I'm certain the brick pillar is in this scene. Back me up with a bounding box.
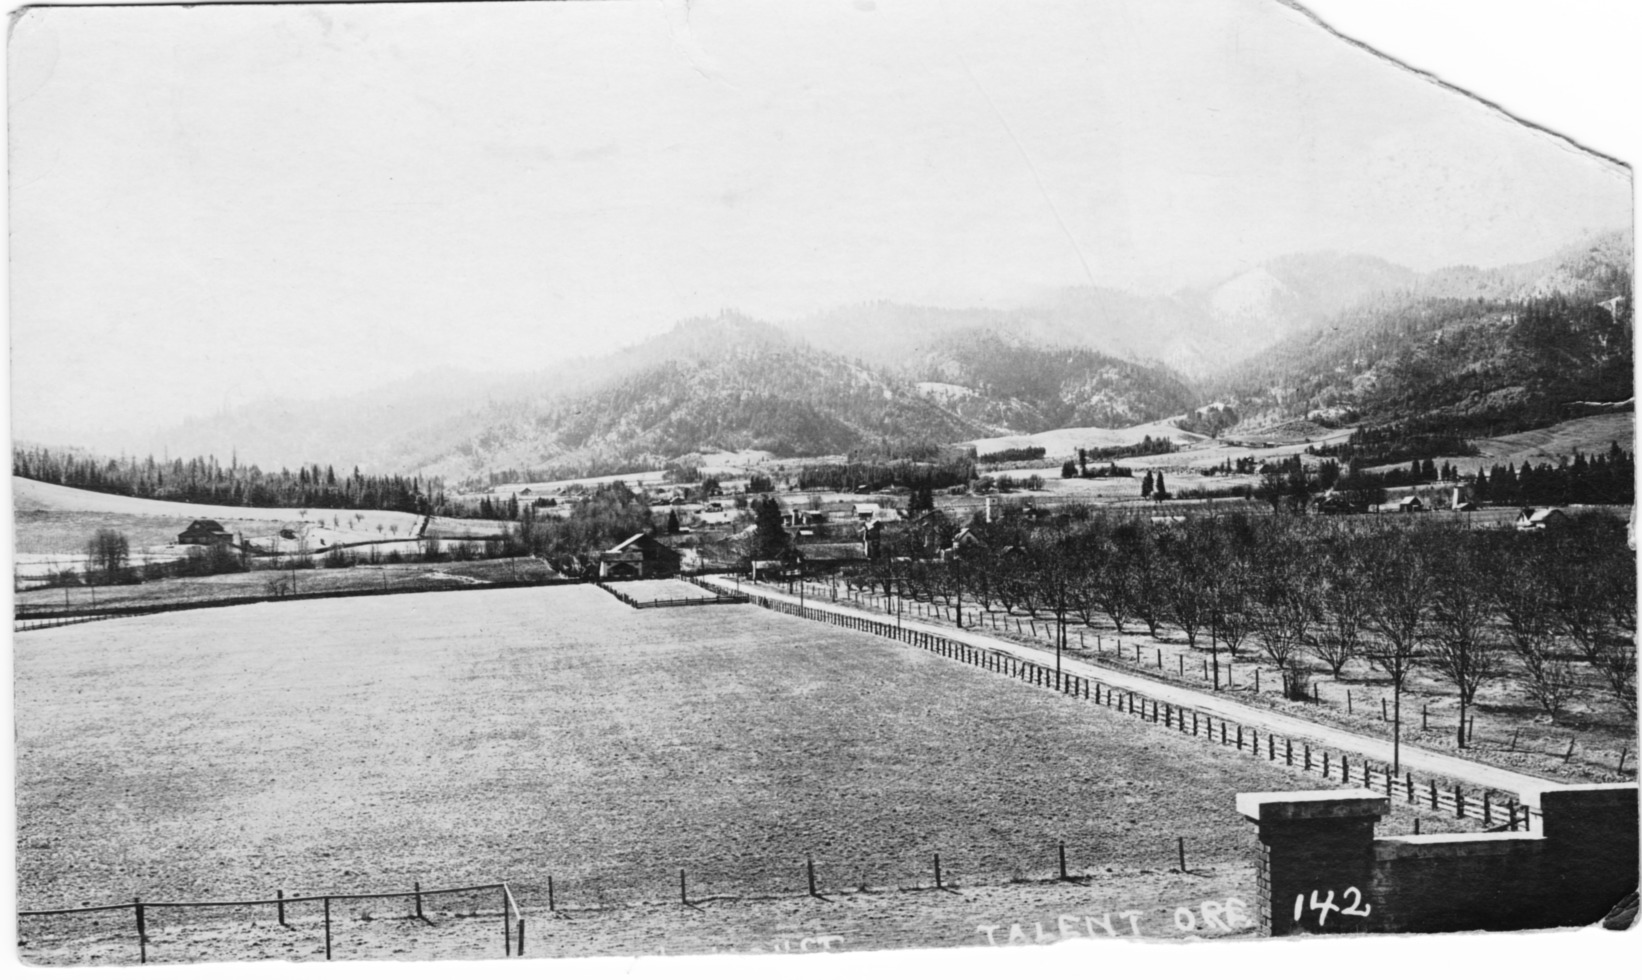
[1523,782,1639,927]
[1237,790,1388,937]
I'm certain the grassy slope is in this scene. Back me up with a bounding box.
[1469,412,1635,464]
[16,586,1432,917]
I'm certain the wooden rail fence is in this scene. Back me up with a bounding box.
[693,576,1538,830]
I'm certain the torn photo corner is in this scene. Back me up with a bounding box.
[6,0,1636,974]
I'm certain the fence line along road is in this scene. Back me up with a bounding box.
[697,575,1568,809]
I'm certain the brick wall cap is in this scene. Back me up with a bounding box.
[1374,833,1544,861]
[1519,783,1639,809]
[1236,789,1390,822]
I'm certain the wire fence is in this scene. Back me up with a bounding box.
[691,575,1541,830]
[13,577,578,632]
[17,881,525,964]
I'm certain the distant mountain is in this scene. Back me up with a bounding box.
[1207,229,1634,430]
[118,233,1629,481]
[393,314,992,480]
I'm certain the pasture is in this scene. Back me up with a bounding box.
[15,585,1384,927]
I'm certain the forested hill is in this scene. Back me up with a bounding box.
[397,316,991,480]
[891,328,1199,433]
[1208,230,1634,433]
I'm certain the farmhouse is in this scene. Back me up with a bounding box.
[1515,507,1569,533]
[598,533,682,579]
[1394,495,1425,513]
[177,520,234,546]
[1313,491,1360,515]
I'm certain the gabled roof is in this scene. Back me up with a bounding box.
[183,519,228,533]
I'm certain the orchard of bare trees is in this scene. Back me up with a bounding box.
[847,508,1636,739]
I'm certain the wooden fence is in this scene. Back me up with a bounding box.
[692,576,1539,830]
[594,581,750,609]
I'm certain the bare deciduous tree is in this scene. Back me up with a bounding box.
[1362,530,1431,773]
[86,528,130,585]
[1427,538,1502,747]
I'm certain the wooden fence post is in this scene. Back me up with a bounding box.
[1058,841,1068,880]
[135,897,147,964]
[323,897,332,961]
[807,855,818,897]
[414,881,422,920]
[278,888,286,926]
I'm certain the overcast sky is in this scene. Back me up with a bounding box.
[8,0,1633,442]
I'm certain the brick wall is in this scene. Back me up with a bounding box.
[1238,783,1637,936]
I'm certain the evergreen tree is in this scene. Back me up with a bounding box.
[1141,472,1154,498]
[751,496,789,559]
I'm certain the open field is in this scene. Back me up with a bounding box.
[962,422,1212,459]
[22,866,1258,965]
[15,586,1427,943]
[11,511,289,556]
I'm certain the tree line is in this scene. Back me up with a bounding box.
[848,508,1636,730]
[15,447,446,514]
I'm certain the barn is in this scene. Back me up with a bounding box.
[598,533,682,580]
[177,520,234,546]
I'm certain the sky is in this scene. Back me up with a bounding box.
[7,0,1634,443]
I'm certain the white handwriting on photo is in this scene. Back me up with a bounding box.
[976,896,1253,943]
